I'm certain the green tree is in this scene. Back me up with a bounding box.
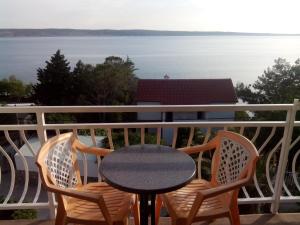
[73,56,138,105]
[71,56,138,122]
[236,58,300,121]
[0,75,31,103]
[72,60,96,105]
[236,58,300,105]
[32,50,73,105]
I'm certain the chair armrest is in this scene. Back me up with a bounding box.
[178,138,217,155]
[47,183,102,203]
[74,139,113,157]
[187,178,249,223]
[80,146,113,156]
[198,178,249,199]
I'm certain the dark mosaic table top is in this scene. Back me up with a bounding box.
[100,144,196,194]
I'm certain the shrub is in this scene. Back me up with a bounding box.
[11,209,37,220]
[0,196,37,220]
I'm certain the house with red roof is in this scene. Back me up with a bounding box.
[136,78,238,144]
[136,79,237,105]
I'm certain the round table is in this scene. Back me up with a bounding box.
[100,144,196,225]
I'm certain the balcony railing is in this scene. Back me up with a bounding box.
[0,100,300,218]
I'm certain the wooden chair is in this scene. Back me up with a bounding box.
[36,132,140,225]
[156,130,259,225]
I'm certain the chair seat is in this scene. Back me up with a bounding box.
[66,182,134,224]
[162,179,230,222]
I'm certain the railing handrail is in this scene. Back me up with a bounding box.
[0,121,288,131]
[0,103,294,113]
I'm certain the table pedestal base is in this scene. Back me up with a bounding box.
[139,193,156,225]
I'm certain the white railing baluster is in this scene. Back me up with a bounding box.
[156,127,161,145]
[90,129,102,181]
[281,135,300,196]
[253,127,277,198]
[197,152,204,179]
[239,127,244,135]
[198,128,211,179]
[283,182,292,196]
[292,149,300,191]
[251,127,265,198]
[286,136,300,193]
[107,128,114,150]
[141,127,145,144]
[266,139,283,193]
[4,130,29,204]
[203,128,211,144]
[36,112,47,143]
[90,128,96,146]
[172,127,178,148]
[20,130,42,203]
[124,128,129,146]
[187,127,194,147]
[0,145,15,204]
[251,127,261,142]
[259,127,276,153]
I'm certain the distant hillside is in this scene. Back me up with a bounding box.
[1,29,300,37]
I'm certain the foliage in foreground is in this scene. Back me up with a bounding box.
[0,196,37,220]
[11,209,37,220]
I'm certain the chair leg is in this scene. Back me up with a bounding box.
[55,204,67,225]
[229,199,240,225]
[155,195,163,225]
[133,195,140,225]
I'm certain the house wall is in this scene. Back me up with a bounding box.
[139,111,235,122]
[205,111,235,120]
[137,103,236,145]
[173,112,198,121]
[137,102,162,121]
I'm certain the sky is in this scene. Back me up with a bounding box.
[1,0,300,33]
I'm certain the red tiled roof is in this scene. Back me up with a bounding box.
[136,79,237,105]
